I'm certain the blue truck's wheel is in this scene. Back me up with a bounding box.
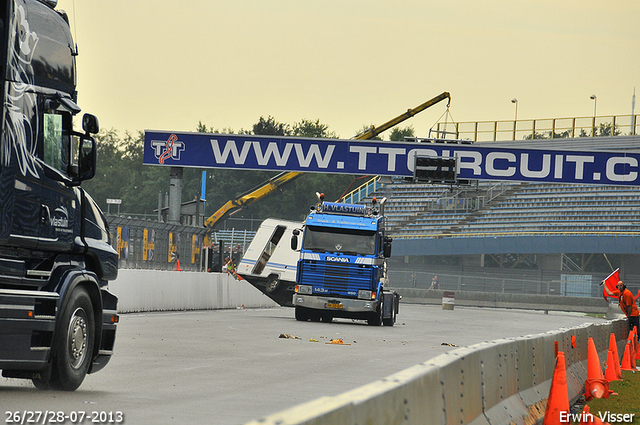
[383,297,395,327]
[295,306,309,321]
[320,313,333,323]
[367,305,382,326]
[48,287,95,391]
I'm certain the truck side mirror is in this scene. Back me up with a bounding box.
[82,113,99,134]
[70,135,96,185]
[383,236,392,258]
[291,229,300,250]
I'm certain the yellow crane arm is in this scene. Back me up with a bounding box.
[204,92,451,232]
[203,171,302,231]
[354,92,450,140]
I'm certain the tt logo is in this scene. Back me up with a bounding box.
[151,134,185,164]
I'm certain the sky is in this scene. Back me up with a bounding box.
[55,0,640,140]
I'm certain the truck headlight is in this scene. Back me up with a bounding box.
[297,285,313,295]
[358,290,372,300]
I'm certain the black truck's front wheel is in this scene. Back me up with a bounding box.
[39,286,95,391]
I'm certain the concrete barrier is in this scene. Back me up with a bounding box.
[109,270,278,313]
[394,288,610,314]
[244,319,628,425]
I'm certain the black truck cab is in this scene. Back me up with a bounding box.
[0,0,118,391]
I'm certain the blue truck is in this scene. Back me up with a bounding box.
[0,0,118,390]
[291,193,399,326]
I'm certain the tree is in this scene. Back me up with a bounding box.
[596,122,620,137]
[524,131,547,140]
[578,122,621,138]
[524,130,571,140]
[291,119,338,138]
[253,116,290,136]
[389,126,415,141]
[82,129,142,213]
[196,121,250,135]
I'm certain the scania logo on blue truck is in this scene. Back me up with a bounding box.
[326,256,350,263]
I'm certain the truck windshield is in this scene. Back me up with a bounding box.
[302,225,376,256]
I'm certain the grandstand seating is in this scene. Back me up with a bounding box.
[375,179,640,237]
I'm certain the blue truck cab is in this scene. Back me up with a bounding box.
[291,193,399,326]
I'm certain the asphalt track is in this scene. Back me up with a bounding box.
[1,304,605,425]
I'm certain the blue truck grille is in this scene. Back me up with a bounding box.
[300,261,374,296]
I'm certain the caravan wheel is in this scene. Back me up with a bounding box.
[265,275,281,294]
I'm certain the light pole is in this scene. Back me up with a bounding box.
[590,94,597,117]
[590,95,597,136]
[511,98,518,140]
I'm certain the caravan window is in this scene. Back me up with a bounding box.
[252,225,286,275]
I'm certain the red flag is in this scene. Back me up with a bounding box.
[602,269,619,300]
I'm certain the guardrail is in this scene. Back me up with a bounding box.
[245,318,628,425]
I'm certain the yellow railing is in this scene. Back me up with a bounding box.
[341,176,384,204]
[435,114,639,142]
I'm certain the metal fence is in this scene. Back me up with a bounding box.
[107,216,254,271]
[388,269,611,298]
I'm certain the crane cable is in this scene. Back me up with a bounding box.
[430,105,458,140]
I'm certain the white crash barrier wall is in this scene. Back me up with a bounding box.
[245,319,628,425]
[109,270,278,313]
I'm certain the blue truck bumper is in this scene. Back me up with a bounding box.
[292,294,377,312]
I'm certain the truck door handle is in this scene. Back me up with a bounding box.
[41,205,51,225]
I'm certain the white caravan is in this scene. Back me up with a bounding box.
[237,219,301,307]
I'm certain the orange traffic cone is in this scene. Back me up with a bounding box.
[621,342,634,371]
[633,327,640,363]
[604,350,621,382]
[584,337,610,400]
[607,333,622,380]
[628,331,637,368]
[543,351,569,425]
[579,405,611,425]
